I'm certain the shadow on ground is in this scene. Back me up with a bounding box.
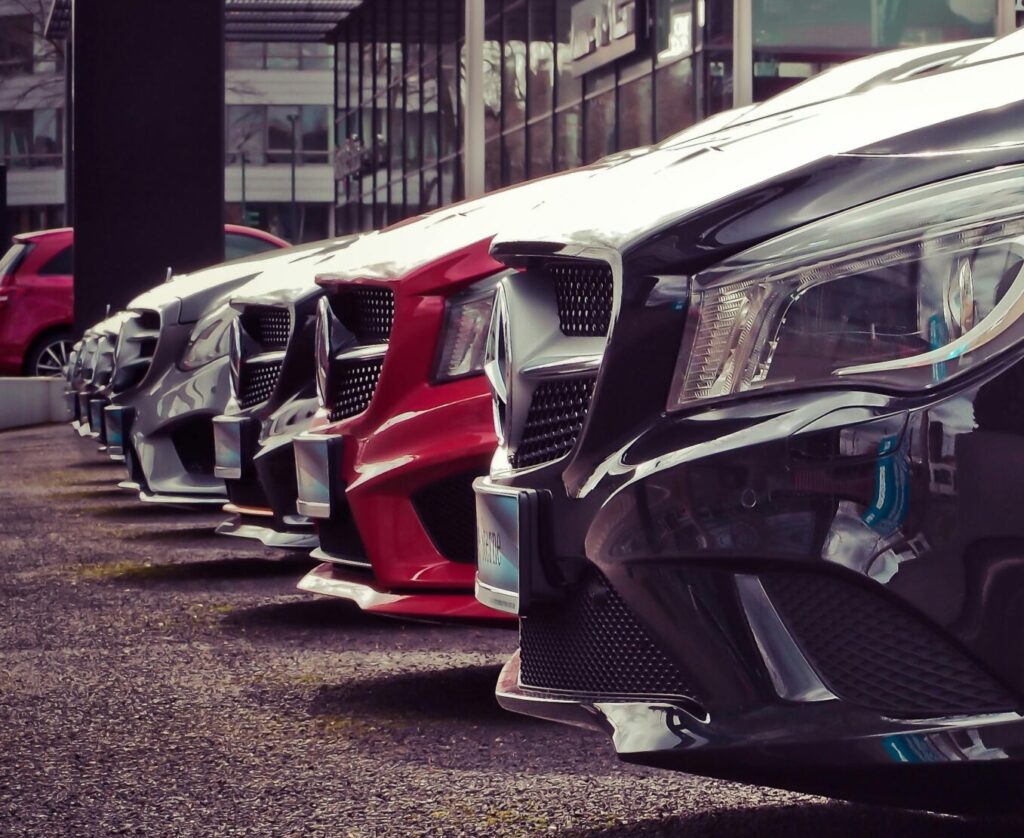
[121,525,221,542]
[223,598,392,634]
[58,488,139,501]
[66,459,124,471]
[309,663,530,727]
[562,803,1024,837]
[92,503,221,520]
[94,556,311,584]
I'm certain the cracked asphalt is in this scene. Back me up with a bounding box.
[2,423,1023,836]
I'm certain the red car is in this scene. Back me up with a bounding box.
[0,224,289,377]
[292,177,589,620]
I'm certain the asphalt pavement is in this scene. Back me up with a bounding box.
[1,424,1021,836]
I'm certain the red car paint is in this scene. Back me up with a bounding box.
[0,224,288,375]
[309,238,510,621]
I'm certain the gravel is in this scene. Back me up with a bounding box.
[1,424,1021,836]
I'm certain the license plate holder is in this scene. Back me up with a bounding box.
[213,416,253,480]
[294,432,343,519]
[474,479,539,615]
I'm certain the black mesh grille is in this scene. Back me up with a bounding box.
[521,570,696,700]
[510,375,596,469]
[241,306,291,349]
[327,358,384,422]
[550,261,613,337]
[411,472,478,564]
[238,360,283,408]
[762,572,1017,718]
[330,287,395,344]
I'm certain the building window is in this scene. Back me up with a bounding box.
[0,109,62,168]
[226,41,333,71]
[333,0,465,234]
[226,105,329,165]
[0,15,33,75]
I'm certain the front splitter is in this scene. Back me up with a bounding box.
[216,515,318,550]
[297,561,512,621]
[138,490,228,508]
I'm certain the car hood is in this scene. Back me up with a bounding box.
[127,240,333,323]
[227,234,367,307]
[313,171,597,284]
[491,42,1024,260]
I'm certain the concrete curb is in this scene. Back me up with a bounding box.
[0,377,70,430]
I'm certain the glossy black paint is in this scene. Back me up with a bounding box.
[487,42,1024,810]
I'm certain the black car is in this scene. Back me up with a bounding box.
[474,32,1024,813]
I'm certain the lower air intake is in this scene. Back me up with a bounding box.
[762,571,1017,718]
[520,569,697,700]
[411,472,478,564]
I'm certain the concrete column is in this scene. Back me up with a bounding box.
[72,0,225,334]
[997,0,1018,36]
[732,0,753,109]
[463,0,485,199]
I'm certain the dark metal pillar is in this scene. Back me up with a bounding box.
[63,36,73,225]
[72,0,225,334]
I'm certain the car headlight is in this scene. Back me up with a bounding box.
[668,165,1024,410]
[433,276,501,382]
[180,305,237,371]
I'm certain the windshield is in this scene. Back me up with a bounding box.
[953,26,1024,66]
[0,242,29,281]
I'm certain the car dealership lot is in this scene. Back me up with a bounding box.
[0,424,1019,837]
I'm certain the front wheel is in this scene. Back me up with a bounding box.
[26,330,73,377]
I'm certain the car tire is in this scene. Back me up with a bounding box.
[26,329,73,378]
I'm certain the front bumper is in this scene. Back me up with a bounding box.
[495,651,1024,814]
[485,365,1024,807]
[213,400,319,550]
[294,385,512,620]
[298,561,506,620]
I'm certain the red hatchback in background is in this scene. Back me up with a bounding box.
[0,224,289,377]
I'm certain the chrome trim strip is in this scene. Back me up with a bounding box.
[334,343,388,362]
[245,350,288,365]
[735,575,836,704]
[520,353,604,379]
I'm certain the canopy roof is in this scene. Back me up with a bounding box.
[45,0,361,43]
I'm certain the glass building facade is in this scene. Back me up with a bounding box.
[334,0,465,233]
[333,0,1008,235]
